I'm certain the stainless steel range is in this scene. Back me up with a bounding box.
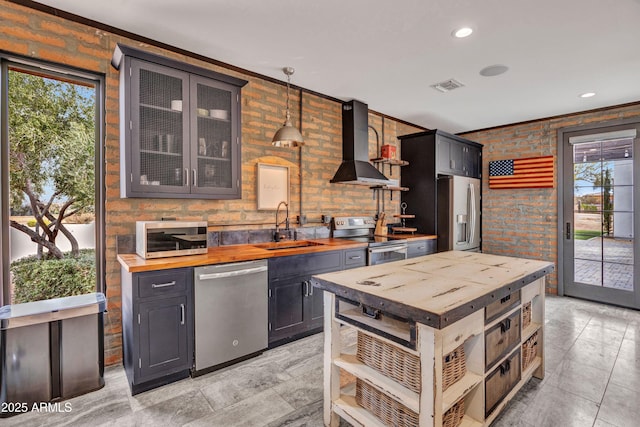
[331,216,408,265]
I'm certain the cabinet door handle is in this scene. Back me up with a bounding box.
[192,169,197,187]
[349,255,362,260]
[180,303,185,325]
[500,318,512,333]
[185,168,189,186]
[309,281,314,296]
[152,281,176,288]
[500,359,511,376]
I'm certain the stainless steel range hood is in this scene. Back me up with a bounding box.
[330,100,390,186]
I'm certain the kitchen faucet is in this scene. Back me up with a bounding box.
[274,201,289,242]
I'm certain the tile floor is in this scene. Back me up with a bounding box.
[4,295,639,427]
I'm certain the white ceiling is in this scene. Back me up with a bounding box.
[36,0,640,133]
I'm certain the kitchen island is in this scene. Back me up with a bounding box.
[312,251,553,427]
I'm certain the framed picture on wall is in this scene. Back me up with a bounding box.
[257,163,289,210]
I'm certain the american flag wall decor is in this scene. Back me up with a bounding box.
[488,155,555,189]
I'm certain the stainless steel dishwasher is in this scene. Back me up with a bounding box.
[193,260,268,375]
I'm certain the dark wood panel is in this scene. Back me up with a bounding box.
[485,290,521,323]
[485,348,521,417]
[269,277,306,342]
[485,309,521,370]
[138,296,189,381]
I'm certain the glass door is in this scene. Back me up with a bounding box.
[562,124,640,309]
[189,75,239,197]
[130,59,189,194]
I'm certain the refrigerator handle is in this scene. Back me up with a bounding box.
[469,183,476,245]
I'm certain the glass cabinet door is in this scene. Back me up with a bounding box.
[130,59,190,194]
[189,75,239,197]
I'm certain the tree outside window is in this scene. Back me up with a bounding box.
[8,69,97,303]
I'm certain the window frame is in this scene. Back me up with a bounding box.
[0,53,106,306]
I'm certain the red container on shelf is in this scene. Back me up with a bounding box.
[381,144,396,159]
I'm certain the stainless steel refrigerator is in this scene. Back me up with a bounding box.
[437,175,481,252]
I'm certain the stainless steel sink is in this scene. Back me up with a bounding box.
[253,241,325,250]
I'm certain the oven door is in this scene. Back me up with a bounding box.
[368,244,408,266]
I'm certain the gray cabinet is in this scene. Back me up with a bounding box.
[121,267,193,394]
[112,44,247,199]
[268,248,366,346]
[436,132,482,178]
[400,129,482,236]
[407,239,436,258]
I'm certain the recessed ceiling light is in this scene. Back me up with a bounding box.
[452,27,473,38]
[580,92,596,98]
[479,64,509,77]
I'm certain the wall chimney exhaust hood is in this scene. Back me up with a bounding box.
[330,100,390,186]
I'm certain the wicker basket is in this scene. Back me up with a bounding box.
[522,301,532,330]
[443,343,466,391]
[443,398,466,427]
[355,379,419,427]
[522,331,538,370]
[357,332,421,393]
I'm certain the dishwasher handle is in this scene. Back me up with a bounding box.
[198,265,268,281]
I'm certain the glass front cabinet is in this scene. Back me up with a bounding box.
[112,44,247,199]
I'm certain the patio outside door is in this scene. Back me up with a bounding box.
[561,123,640,309]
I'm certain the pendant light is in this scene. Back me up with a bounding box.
[272,67,304,147]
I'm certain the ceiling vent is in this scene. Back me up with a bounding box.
[430,78,465,93]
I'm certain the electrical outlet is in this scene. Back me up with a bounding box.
[321,214,331,225]
[297,214,307,225]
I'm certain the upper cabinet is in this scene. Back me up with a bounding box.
[435,132,482,178]
[400,129,482,179]
[112,44,248,199]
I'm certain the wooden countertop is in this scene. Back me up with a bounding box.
[118,238,368,273]
[312,250,554,329]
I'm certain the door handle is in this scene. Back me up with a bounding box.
[180,303,185,325]
[303,281,309,297]
[185,168,189,186]
[192,169,197,187]
[566,222,571,240]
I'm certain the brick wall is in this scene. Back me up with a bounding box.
[0,1,420,365]
[462,102,640,294]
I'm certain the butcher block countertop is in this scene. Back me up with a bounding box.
[118,237,368,273]
[312,250,554,329]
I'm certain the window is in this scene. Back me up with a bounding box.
[1,57,105,306]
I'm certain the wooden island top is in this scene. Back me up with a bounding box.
[312,250,554,329]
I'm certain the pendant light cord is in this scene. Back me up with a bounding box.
[285,73,291,122]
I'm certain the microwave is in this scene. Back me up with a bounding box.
[136,221,208,259]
